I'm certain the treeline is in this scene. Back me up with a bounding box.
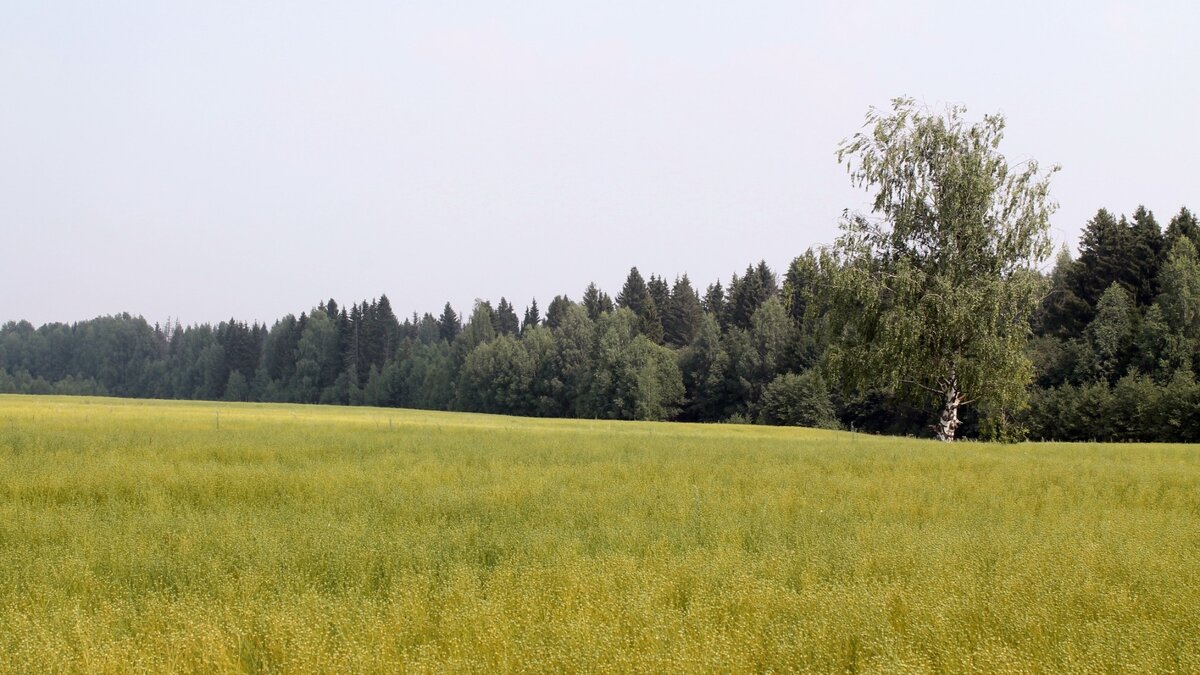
[2,204,1198,441]
[0,265,839,429]
[1028,206,1200,441]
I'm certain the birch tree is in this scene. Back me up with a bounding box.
[828,98,1058,441]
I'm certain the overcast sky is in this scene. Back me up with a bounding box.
[2,1,1197,327]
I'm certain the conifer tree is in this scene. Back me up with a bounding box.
[1035,247,1091,339]
[438,303,461,342]
[663,275,705,346]
[545,295,572,329]
[647,275,670,317]
[1129,205,1164,306]
[703,281,727,329]
[727,266,764,329]
[1072,209,1137,313]
[522,299,540,334]
[616,267,651,314]
[1166,207,1199,249]
[582,283,604,320]
[495,297,520,335]
[375,294,400,359]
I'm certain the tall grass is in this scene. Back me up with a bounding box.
[1,395,1197,672]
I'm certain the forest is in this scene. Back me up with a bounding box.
[2,204,1198,442]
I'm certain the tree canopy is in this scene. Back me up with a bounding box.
[827,98,1058,440]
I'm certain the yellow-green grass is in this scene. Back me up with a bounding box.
[1,395,1198,673]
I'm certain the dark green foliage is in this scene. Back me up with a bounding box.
[647,275,670,319]
[1129,206,1165,306]
[2,186,1194,442]
[522,299,540,334]
[678,315,728,421]
[1085,283,1137,383]
[495,297,520,336]
[663,275,705,347]
[1166,207,1200,248]
[577,309,683,420]
[616,267,665,342]
[616,267,651,314]
[457,335,532,414]
[1035,248,1091,339]
[702,281,727,328]
[438,303,461,343]
[544,295,572,330]
[550,304,594,418]
[757,371,838,429]
[1071,207,1164,313]
[582,283,613,321]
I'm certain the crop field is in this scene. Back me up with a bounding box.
[0,395,1198,672]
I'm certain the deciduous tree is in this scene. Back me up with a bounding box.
[828,98,1057,441]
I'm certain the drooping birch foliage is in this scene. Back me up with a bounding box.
[829,98,1058,440]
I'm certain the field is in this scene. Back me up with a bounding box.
[1,396,1198,672]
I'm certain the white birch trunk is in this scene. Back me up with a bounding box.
[934,372,963,442]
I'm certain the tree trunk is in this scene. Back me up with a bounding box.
[934,373,963,442]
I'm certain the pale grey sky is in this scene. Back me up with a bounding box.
[2,1,1197,327]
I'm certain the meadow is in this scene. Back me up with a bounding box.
[0,395,1198,673]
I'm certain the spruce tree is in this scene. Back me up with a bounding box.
[617,267,651,314]
[545,295,572,329]
[647,275,670,316]
[782,253,817,326]
[522,299,540,334]
[703,281,727,328]
[495,297,520,335]
[664,275,705,346]
[728,266,765,329]
[1166,207,1199,249]
[755,260,779,297]
[582,283,604,320]
[438,303,461,342]
[1035,247,1091,339]
[374,294,400,361]
[1129,205,1164,306]
[1072,208,1143,313]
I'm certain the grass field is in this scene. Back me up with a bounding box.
[1,395,1198,672]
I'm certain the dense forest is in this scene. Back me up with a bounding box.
[2,204,1198,442]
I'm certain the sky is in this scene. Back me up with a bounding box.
[2,1,1197,327]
